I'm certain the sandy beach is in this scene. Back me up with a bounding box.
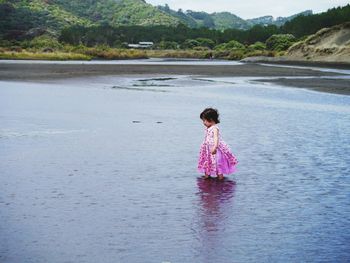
[1,59,349,95]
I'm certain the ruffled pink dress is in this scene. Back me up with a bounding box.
[198,124,238,176]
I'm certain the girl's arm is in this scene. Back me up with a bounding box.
[211,127,219,154]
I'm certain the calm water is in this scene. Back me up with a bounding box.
[1,63,350,263]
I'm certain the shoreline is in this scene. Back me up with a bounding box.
[253,78,350,95]
[1,56,350,69]
[0,60,349,95]
[0,60,345,79]
[240,56,350,70]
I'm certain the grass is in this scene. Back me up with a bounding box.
[146,49,278,60]
[0,47,279,61]
[0,51,92,60]
[81,48,148,59]
[146,49,212,59]
[0,47,149,60]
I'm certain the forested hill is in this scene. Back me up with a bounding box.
[246,10,313,27]
[44,0,180,26]
[157,5,313,30]
[0,0,315,38]
[0,0,181,39]
[156,6,251,30]
[0,0,349,43]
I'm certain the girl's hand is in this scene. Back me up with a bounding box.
[211,147,217,154]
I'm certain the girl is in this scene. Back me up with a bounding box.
[198,108,238,180]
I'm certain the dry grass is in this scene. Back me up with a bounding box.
[0,51,92,60]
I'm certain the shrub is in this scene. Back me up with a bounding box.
[248,41,266,51]
[227,49,245,60]
[226,40,245,49]
[213,43,227,51]
[0,40,14,48]
[29,35,63,50]
[213,50,230,58]
[193,46,210,51]
[214,40,245,51]
[196,38,215,49]
[265,34,296,51]
[156,41,179,50]
[181,39,200,49]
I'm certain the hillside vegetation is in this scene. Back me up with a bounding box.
[286,22,350,62]
[0,1,349,61]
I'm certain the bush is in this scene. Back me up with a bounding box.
[193,46,210,51]
[214,40,245,51]
[196,38,215,49]
[156,41,179,50]
[213,43,227,51]
[181,39,200,49]
[244,50,276,58]
[248,41,266,51]
[213,50,230,58]
[29,35,63,50]
[226,40,245,49]
[10,46,22,52]
[0,40,14,48]
[265,34,296,51]
[227,49,245,60]
[112,40,128,48]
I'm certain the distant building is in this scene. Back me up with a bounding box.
[127,41,154,49]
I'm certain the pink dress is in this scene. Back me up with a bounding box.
[198,124,238,176]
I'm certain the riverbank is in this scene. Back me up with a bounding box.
[0,47,274,61]
[0,59,345,80]
[0,59,349,95]
[241,56,350,69]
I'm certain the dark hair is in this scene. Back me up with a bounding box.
[200,108,220,123]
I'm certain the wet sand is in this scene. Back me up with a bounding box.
[0,60,345,79]
[241,57,350,69]
[254,77,350,95]
[0,60,349,95]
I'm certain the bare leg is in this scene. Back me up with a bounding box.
[217,174,224,180]
[204,174,211,179]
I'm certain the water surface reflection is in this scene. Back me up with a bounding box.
[195,178,236,262]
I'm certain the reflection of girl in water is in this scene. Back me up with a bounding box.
[197,177,236,217]
[195,177,236,261]
[198,108,238,180]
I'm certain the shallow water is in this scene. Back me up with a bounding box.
[1,67,350,262]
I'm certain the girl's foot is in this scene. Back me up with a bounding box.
[217,174,224,180]
[203,174,211,179]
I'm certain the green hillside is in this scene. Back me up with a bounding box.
[50,0,180,26]
[157,5,251,30]
[211,12,250,30]
[0,0,349,44]
[0,0,180,40]
[0,0,93,39]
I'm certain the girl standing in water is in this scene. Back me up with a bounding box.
[198,108,238,180]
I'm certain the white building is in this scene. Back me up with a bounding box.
[127,41,154,49]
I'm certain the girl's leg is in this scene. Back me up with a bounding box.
[204,174,211,179]
[217,174,224,180]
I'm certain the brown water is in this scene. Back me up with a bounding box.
[1,68,350,262]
